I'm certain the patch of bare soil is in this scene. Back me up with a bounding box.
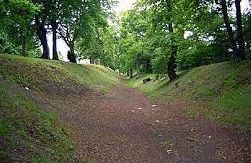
[29,84,250,163]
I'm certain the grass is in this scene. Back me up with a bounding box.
[212,85,251,131]
[0,79,74,162]
[0,54,120,92]
[0,54,122,161]
[128,60,251,132]
[127,74,167,99]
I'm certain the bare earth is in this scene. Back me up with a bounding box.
[31,84,251,163]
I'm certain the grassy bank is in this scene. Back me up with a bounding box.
[0,54,121,162]
[128,60,251,132]
[0,78,74,162]
[0,54,120,93]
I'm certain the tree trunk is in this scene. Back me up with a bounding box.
[90,57,94,64]
[21,30,26,56]
[167,55,177,81]
[51,20,58,60]
[68,42,77,63]
[35,16,50,59]
[41,27,50,59]
[129,68,133,78]
[165,0,177,81]
[220,0,238,56]
[235,0,246,60]
[167,22,177,81]
[146,58,152,73]
[70,41,75,55]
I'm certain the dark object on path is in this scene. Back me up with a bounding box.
[143,78,152,84]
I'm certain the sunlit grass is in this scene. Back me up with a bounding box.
[0,54,120,92]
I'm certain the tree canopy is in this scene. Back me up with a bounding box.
[116,0,250,79]
[0,0,250,79]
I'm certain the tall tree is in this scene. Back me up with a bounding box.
[0,0,39,55]
[35,16,50,59]
[218,0,246,59]
[51,19,58,60]
[58,0,91,62]
[58,0,110,63]
[33,0,65,60]
[32,0,52,59]
[117,0,231,77]
[49,0,62,60]
[235,0,246,59]
[165,0,177,81]
[219,0,238,57]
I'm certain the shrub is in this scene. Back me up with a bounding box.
[177,44,229,70]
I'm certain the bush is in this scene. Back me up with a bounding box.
[177,44,229,70]
[0,31,20,54]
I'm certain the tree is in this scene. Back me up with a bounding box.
[165,0,177,81]
[0,0,40,56]
[118,9,151,76]
[235,0,245,59]
[217,0,246,59]
[117,0,234,79]
[77,26,117,68]
[32,0,64,59]
[244,8,251,57]
[35,16,50,59]
[32,0,53,59]
[48,0,62,60]
[135,0,179,80]
[58,0,110,63]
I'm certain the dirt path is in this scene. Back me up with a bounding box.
[32,84,251,163]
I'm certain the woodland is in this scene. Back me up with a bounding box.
[0,0,251,162]
[1,0,250,79]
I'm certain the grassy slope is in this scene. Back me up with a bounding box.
[128,60,251,133]
[0,54,120,92]
[0,79,74,162]
[0,54,121,162]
